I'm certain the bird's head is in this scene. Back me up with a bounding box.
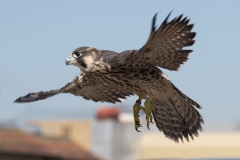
[65,47,101,72]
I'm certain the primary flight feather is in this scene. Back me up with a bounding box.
[15,12,203,143]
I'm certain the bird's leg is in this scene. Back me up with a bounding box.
[142,95,154,129]
[133,97,145,132]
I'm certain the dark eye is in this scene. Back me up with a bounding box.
[74,52,82,58]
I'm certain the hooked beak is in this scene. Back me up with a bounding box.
[65,56,76,65]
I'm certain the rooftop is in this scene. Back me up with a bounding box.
[0,129,100,160]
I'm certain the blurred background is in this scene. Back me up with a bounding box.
[1,0,240,160]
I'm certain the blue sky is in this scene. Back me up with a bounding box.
[1,1,240,123]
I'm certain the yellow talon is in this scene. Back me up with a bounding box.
[133,98,144,132]
[133,95,155,131]
[150,104,155,123]
[143,95,154,129]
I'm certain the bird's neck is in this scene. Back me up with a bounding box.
[85,58,111,73]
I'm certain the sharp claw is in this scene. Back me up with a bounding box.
[135,121,139,125]
[135,128,141,132]
[135,121,143,127]
[147,124,150,130]
[150,119,154,124]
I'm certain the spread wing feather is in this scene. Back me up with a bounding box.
[109,12,196,71]
[14,77,133,103]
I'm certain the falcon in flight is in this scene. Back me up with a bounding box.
[15,12,204,142]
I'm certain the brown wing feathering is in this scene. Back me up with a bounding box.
[110,12,196,71]
[14,77,133,103]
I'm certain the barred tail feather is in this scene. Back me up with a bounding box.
[152,100,184,142]
[152,87,204,143]
[171,82,202,109]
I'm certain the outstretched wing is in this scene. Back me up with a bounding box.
[14,77,133,103]
[109,12,196,71]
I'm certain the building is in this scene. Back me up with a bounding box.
[29,119,92,150]
[0,128,100,160]
[28,107,144,160]
[132,132,240,159]
[26,107,240,160]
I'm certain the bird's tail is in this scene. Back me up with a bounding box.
[152,83,204,143]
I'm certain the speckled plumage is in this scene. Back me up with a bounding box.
[15,12,203,142]
[15,75,133,103]
[80,62,203,142]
